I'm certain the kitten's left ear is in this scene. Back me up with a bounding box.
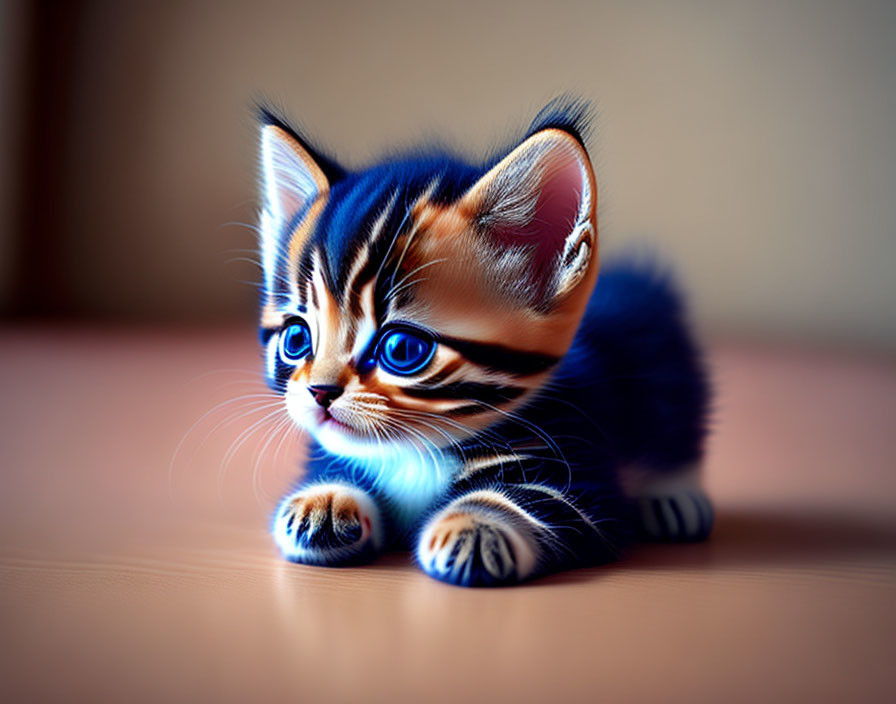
[459,128,597,307]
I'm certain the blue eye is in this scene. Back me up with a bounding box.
[278,321,312,364]
[377,328,436,376]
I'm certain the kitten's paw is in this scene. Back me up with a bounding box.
[273,484,382,565]
[638,487,714,542]
[416,491,541,587]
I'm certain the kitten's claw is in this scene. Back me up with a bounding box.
[273,484,382,565]
[417,496,540,587]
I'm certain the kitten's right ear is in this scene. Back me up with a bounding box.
[259,123,330,224]
[258,115,338,296]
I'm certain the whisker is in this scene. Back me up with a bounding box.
[217,406,290,500]
[463,400,573,491]
[251,412,302,506]
[168,393,285,498]
[384,257,447,302]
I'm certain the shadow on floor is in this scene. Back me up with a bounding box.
[344,507,896,587]
[537,507,896,586]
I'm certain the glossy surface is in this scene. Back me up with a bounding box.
[1,327,894,703]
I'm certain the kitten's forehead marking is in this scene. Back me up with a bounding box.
[390,178,441,274]
[294,187,439,364]
[294,247,380,386]
[350,281,378,359]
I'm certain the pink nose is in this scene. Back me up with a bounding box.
[307,385,343,408]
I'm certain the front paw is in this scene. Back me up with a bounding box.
[273,484,382,565]
[416,492,541,587]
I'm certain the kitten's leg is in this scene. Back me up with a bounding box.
[416,482,617,587]
[273,482,384,565]
[626,466,714,543]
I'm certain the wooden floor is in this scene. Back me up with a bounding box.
[1,326,894,703]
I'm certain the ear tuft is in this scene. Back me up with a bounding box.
[526,96,592,146]
[460,129,596,308]
[257,105,345,183]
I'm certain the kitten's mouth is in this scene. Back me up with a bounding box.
[316,407,360,435]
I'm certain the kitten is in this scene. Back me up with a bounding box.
[257,101,711,586]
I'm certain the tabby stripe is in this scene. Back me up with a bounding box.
[437,336,560,376]
[457,453,525,479]
[446,404,489,417]
[668,498,686,536]
[309,271,319,309]
[299,247,321,308]
[345,252,382,318]
[403,381,525,406]
[453,490,549,531]
[341,197,398,314]
[416,359,465,388]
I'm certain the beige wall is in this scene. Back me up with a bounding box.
[11,0,896,349]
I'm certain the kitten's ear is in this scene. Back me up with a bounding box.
[459,128,597,307]
[259,123,330,223]
[258,120,336,296]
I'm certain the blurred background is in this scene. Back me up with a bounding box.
[2,4,895,702]
[2,0,895,351]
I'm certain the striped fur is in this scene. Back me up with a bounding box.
[257,100,713,585]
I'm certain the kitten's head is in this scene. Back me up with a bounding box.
[257,103,598,458]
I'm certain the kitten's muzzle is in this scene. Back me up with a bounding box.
[308,384,343,409]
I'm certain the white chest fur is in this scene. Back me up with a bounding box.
[356,447,459,530]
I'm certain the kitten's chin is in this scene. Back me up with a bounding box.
[313,418,393,459]
[286,403,401,459]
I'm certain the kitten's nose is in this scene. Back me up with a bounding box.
[307,384,343,408]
